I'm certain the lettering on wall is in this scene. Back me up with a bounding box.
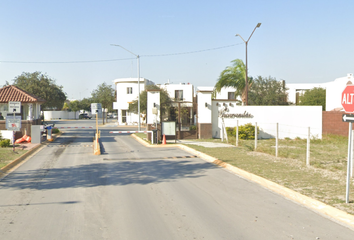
[222,111,254,118]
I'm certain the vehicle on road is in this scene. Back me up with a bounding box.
[79,113,92,119]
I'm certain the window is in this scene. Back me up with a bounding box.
[228,92,235,100]
[127,87,133,94]
[175,90,183,101]
[122,110,127,123]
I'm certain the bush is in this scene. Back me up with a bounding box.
[0,139,11,148]
[189,125,197,131]
[226,123,259,140]
[52,128,60,134]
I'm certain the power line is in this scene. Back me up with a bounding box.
[141,43,242,57]
[0,43,242,64]
[0,58,136,64]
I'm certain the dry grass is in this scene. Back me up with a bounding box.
[183,134,354,215]
[0,147,27,169]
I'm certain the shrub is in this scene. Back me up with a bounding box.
[189,125,197,131]
[226,123,259,140]
[0,139,11,148]
[52,128,60,134]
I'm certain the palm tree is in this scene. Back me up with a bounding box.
[214,59,252,105]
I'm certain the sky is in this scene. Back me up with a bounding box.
[1,0,354,100]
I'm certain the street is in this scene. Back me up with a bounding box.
[0,120,353,239]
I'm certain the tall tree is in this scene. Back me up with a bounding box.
[13,71,66,110]
[248,76,289,105]
[91,83,115,124]
[214,59,252,104]
[298,87,326,110]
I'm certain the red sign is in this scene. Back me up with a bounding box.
[342,85,354,113]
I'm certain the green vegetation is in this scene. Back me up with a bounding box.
[0,139,10,148]
[183,134,354,214]
[226,123,259,140]
[13,71,66,110]
[298,87,326,110]
[213,59,248,104]
[248,76,289,105]
[52,128,60,134]
[0,147,27,168]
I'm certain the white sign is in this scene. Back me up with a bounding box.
[8,101,21,113]
[91,103,102,114]
[162,122,176,136]
[6,116,21,131]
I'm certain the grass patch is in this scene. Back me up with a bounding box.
[183,134,354,215]
[0,147,27,168]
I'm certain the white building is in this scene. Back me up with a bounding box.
[113,78,154,125]
[158,82,194,102]
[286,73,354,111]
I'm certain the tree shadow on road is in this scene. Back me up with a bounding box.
[0,159,216,191]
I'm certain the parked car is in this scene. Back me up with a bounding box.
[79,113,91,119]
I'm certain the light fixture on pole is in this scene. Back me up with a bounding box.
[236,23,261,106]
[111,44,141,131]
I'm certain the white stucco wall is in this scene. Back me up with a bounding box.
[197,89,213,124]
[113,78,153,125]
[286,73,354,111]
[147,91,160,124]
[159,83,194,102]
[44,111,79,120]
[211,105,322,139]
[326,73,354,111]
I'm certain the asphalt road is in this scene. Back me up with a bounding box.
[0,120,353,239]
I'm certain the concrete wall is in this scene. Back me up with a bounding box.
[44,111,78,120]
[160,83,194,102]
[147,91,160,125]
[211,104,322,139]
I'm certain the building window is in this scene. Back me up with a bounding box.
[127,87,133,94]
[122,110,127,123]
[175,90,183,101]
[228,92,235,100]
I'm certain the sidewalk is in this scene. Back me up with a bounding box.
[169,140,236,148]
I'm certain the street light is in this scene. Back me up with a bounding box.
[111,44,141,131]
[236,23,261,106]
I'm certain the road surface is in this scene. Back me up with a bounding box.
[0,120,353,239]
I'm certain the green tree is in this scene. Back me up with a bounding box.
[248,76,289,105]
[298,87,326,111]
[13,71,66,110]
[128,84,172,117]
[214,59,252,104]
[91,83,115,124]
[79,98,93,112]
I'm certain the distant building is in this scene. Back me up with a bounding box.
[286,73,354,111]
[113,78,154,125]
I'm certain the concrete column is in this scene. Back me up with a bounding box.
[197,90,213,139]
[147,90,161,125]
[28,103,33,120]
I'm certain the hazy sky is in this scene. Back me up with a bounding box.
[1,0,353,100]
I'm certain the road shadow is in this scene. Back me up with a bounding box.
[0,159,216,191]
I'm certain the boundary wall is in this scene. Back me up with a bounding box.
[211,105,322,139]
[44,111,79,120]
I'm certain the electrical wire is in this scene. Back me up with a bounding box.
[0,43,242,64]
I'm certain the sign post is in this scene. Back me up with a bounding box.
[341,85,354,203]
[7,101,21,152]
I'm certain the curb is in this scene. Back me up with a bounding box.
[0,132,63,179]
[131,134,354,230]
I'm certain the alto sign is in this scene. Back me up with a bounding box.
[341,85,354,113]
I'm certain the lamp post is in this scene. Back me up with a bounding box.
[236,23,261,106]
[111,44,141,131]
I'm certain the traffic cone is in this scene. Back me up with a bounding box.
[162,134,166,145]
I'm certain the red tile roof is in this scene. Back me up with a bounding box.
[0,85,46,103]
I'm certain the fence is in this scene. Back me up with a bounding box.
[225,121,322,166]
